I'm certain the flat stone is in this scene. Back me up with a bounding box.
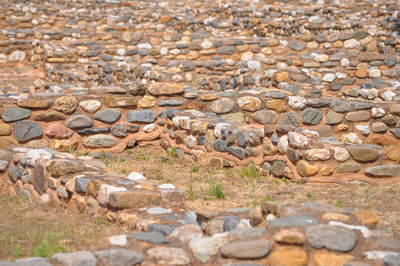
[83,134,116,148]
[158,99,184,106]
[108,190,161,209]
[280,111,300,126]
[211,98,234,114]
[146,247,190,265]
[147,82,184,96]
[132,232,169,244]
[17,98,52,109]
[338,162,361,173]
[32,111,66,122]
[330,99,350,113]
[326,111,344,125]
[52,251,97,266]
[49,160,85,177]
[2,108,31,122]
[267,247,308,266]
[305,225,357,252]
[269,215,318,228]
[302,108,322,125]
[228,228,267,241]
[105,96,137,108]
[346,146,378,163]
[44,123,73,139]
[364,166,400,177]
[95,249,143,266]
[13,121,42,142]
[79,100,101,113]
[346,111,371,122]
[0,124,12,136]
[189,237,228,263]
[289,39,306,51]
[251,110,277,124]
[65,114,93,129]
[223,216,240,232]
[170,224,203,242]
[314,252,354,266]
[266,99,287,113]
[221,240,271,259]
[148,224,176,235]
[94,109,122,124]
[126,110,156,123]
[273,230,306,245]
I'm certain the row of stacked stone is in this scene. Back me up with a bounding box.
[1,82,400,180]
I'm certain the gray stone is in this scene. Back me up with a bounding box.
[390,128,400,138]
[94,249,143,266]
[228,228,267,241]
[338,162,361,173]
[148,224,176,235]
[289,39,306,51]
[126,110,156,123]
[214,140,227,152]
[75,178,91,193]
[251,110,278,124]
[52,251,97,266]
[8,163,21,182]
[211,98,234,114]
[218,46,235,55]
[56,186,69,199]
[350,101,373,110]
[132,232,169,244]
[223,216,240,232]
[364,166,400,177]
[382,254,400,266]
[227,146,245,160]
[189,237,228,263]
[158,99,184,106]
[330,99,350,113]
[271,160,286,177]
[10,257,53,266]
[326,111,344,125]
[18,189,33,201]
[269,215,318,228]
[2,108,31,122]
[280,111,300,127]
[94,109,122,124]
[346,146,378,163]
[0,160,8,172]
[65,114,93,129]
[305,225,357,252]
[302,108,322,125]
[384,57,397,67]
[221,240,271,259]
[13,121,42,142]
[237,130,249,147]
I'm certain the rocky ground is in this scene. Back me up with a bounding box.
[0,0,400,264]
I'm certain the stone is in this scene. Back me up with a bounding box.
[354,210,379,225]
[53,96,78,114]
[218,46,235,55]
[305,225,357,252]
[330,99,350,113]
[296,160,319,177]
[338,162,361,173]
[170,225,203,242]
[32,111,66,122]
[387,147,400,162]
[269,216,318,228]
[52,251,97,266]
[251,110,278,124]
[273,72,289,82]
[83,134,116,148]
[94,109,122,124]
[333,147,350,162]
[79,100,101,113]
[138,95,157,108]
[237,96,262,112]
[33,164,46,194]
[126,110,157,123]
[346,111,371,122]
[273,230,306,245]
[108,235,128,246]
[75,178,91,193]
[220,112,245,123]
[364,165,400,177]
[95,249,143,266]
[65,114,93,129]
[382,255,400,266]
[148,224,175,235]
[223,216,240,232]
[266,99,287,113]
[44,123,73,139]
[147,82,184,96]
[304,149,331,161]
[314,252,354,266]
[288,132,310,149]
[49,160,85,177]
[146,247,190,265]
[189,237,228,263]
[0,137,17,149]
[322,213,350,223]
[17,98,52,109]
[221,240,271,259]
[280,111,300,126]
[267,247,308,266]
[2,108,31,122]
[105,96,137,108]
[326,111,344,125]
[271,160,287,177]
[302,108,322,125]
[228,228,267,241]
[13,121,42,142]
[211,98,234,114]
[0,124,11,136]
[108,190,161,209]
[371,122,387,133]
[289,39,306,51]
[133,232,169,244]
[346,146,378,163]
[289,96,307,110]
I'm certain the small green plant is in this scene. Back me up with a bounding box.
[10,237,22,259]
[225,169,233,178]
[295,179,305,184]
[65,147,74,154]
[135,149,149,161]
[190,164,199,173]
[126,149,133,155]
[331,189,336,194]
[168,147,177,158]
[335,199,344,208]
[364,204,372,210]
[263,195,274,201]
[31,232,68,258]
[187,181,195,200]
[208,179,226,200]
[116,157,126,164]
[281,177,289,185]
[306,192,317,201]
[240,162,261,181]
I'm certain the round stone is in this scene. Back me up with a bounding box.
[2,108,31,122]
[53,96,78,114]
[237,96,262,112]
[221,240,271,259]
[210,98,234,114]
[94,109,122,124]
[65,114,93,129]
[305,225,357,252]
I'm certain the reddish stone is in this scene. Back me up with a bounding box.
[44,123,74,139]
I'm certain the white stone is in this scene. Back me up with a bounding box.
[322,73,336,82]
[341,133,362,144]
[116,48,126,56]
[343,39,360,49]
[26,149,53,166]
[368,68,381,78]
[0,160,8,171]
[147,207,172,215]
[214,123,231,138]
[335,72,347,79]
[247,60,261,71]
[108,234,127,246]
[329,221,370,238]
[8,50,25,62]
[288,132,310,149]
[97,184,127,205]
[79,100,101,113]
[170,224,203,242]
[158,183,176,190]
[241,51,253,61]
[185,135,196,149]
[38,193,50,204]
[340,58,350,67]
[0,54,6,63]
[288,96,307,110]
[143,123,155,132]
[277,135,288,154]
[237,219,251,228]
[172,116,191,129]
[201,40,213,49]
[127,172,146,181]
[137,43,152,49]
[160,47,168,56]
[333,147,350,162]
[381,90,396,101]
[363,251,399,261]
[371,107,385,118]
[355,125,370,136]
[304,149,331,161]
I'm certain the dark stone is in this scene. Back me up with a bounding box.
[95,249,143,266]
[33,164,45,194]
[271,160,286,177]
[8,163,21,182]
[148,224,176,235]
[2,108,31,122]
[305,225,357,252]
[330,99,350,113]
[302,108,322,125]
[280,111,300,127]
[13,121,42,142]
[158,99,184,106]
[227,146,245,160]
[223,216,240,232]
[75,178,91,193]
[77,127,110,135]
[218,46,235,55]
[214,140,227,152]
[94,109,122,124]
[237,130,249,147]
[126,110,156,123]
[132,232,169,244]
[269,215,319,228]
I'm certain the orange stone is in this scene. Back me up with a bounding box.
[267,247,308,266]
[354,210,379,225]
[265,99,287,113]
[355,68,368,78]
[314,251,354,266]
